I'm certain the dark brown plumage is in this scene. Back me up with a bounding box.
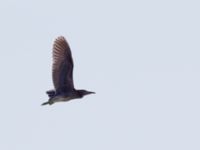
[42,36,95,105]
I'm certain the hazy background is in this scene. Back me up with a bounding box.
[0,0,200,149]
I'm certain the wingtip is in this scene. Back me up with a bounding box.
[53,36,69,48]
[55,36,66,41]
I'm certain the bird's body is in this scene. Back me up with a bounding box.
[42,36,95,105]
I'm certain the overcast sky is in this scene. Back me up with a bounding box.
[0,0,200,150]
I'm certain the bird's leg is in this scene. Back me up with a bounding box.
[41,99,54,106]
[41,101,49,106]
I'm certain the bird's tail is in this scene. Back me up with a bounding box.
[41,101,50,106]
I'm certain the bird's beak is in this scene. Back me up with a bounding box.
[87,91,95,95]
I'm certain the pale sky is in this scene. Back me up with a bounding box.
[0,0,200,150]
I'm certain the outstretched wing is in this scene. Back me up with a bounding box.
[52,36,74,93]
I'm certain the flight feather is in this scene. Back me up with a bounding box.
[52,36,74,93]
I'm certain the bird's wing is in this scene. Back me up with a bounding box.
[52,36,74,93]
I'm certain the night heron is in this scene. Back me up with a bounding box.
[42,36,95,105]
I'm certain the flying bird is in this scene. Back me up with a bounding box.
[42,36,95,105]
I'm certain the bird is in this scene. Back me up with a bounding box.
[42,36,95,105]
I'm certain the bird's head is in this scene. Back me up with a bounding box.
[78,90,95,97]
